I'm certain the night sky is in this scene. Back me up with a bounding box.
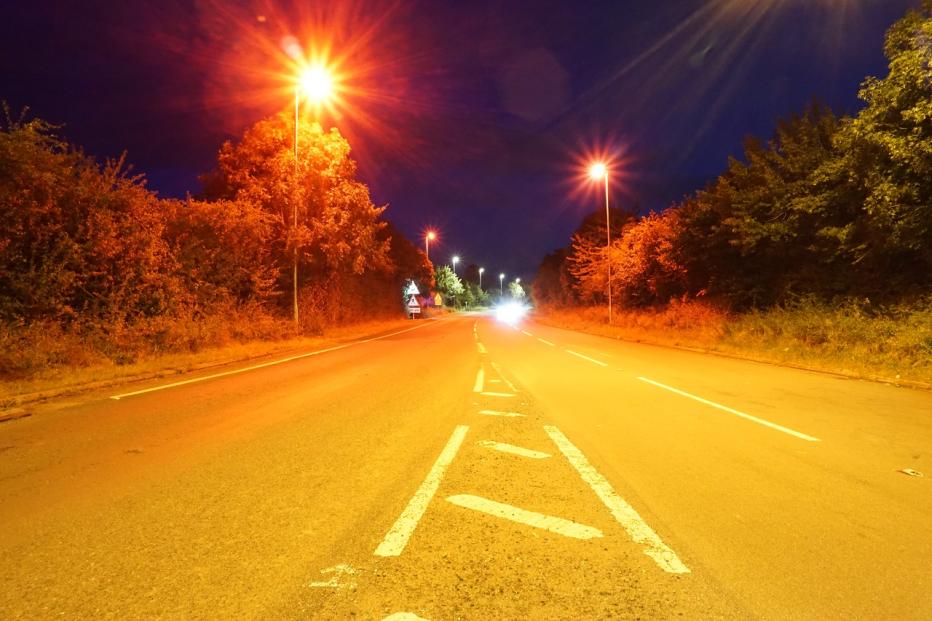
[1,0,918,280]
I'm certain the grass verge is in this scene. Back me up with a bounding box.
[1,312,425,410]
[534,299,932,389]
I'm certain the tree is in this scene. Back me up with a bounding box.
[532,247,575,307]
[508,280,526,300]
[201,113,391,308]
[0,110,177,324]
[434,265,464,306]
[831,1,932,291]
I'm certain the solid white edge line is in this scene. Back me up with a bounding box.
[537,338,556,346]
[544,425,690,574]
[473,367,485,393]
[478,440,550,459]
[110,319,444,400]
[637,377,821,443]
[565,349,608,367]
[374,425,470,557]
[446,494,603,540]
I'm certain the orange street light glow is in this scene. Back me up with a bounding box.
[426,231,436,241]
[298,65,334,103]
[589,162,608,180]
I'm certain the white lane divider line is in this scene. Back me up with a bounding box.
[480,392,515,398]
[110,320,444,400]
[308,564,357,589]
[521,330,534,337]
[383,614,430,621]
[473,367,485,393]
[477,342,488,354]
[478,440,550,459]
[537,337,556,346]
[489,361,519,392]
[637,377,821,443]
[446,494,603,540]
[565,349,608,367]
[488,379,502,384]
[544,425,690,574]
[478,410,525,418]
[375,425,469,557]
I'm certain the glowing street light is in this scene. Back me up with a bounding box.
[452,255,460,276]
[291,63,336,326]
[589,161,613,325]
[478,267,485,289]
[499,272,505,295]
[515,277,521,284]
[425,230,436,260]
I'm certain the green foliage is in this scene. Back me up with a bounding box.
[548,3,932,311]
[0,111,177,324]
[508,280,526,300]
[434,265,464,305]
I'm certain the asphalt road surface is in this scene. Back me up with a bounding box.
[1,312,930,620]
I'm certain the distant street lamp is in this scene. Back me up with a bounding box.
[499,272,505,295]
[452,255,460,276]
[515,277,521,284]
[478,267,485,289]
[589,162,612,325]
[292,64,335,326]
[425,230,436,260]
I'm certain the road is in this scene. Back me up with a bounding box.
[1,312,930,620]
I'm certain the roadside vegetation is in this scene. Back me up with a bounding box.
[532,3,932,386]
[0,107,433,389]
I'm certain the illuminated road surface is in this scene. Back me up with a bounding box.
[1,313,930,619]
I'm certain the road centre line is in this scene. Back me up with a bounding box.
[544,425,690,574]
[537,337,556,346]
[565,349,609,367]
[375,425,470,557]
[477,342,488,354]
[473,367,485,393]
[637,377,821,443]
[446,494,603,540]
[521,330,534,337]
[478,440,550,459]
[478,410,525,417]
[481,392,515,398]
[489,361,519,392]
[110,319,443,400]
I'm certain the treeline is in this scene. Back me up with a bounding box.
[534,3,932,310]
[0,107,432,373]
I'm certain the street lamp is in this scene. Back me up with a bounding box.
[292,64,335,326]
[515,277,521,284]
[425,231,436,260]
[589,162,612,325]
[452,255,460,276]
[499,273,505,295]
[478,267,485,289]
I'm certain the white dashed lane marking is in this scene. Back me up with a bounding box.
[478,410,525,417]
[565,349,608,367]
[637,377,821,442]
[478,440,551,459]
[446,494,603,540]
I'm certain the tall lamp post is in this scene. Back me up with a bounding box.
[451,255,460,276]
[292,65,334,326]
[499,273,505,295]
[425,231,436,260]
[589,162,612,324]
[478,267,484,289]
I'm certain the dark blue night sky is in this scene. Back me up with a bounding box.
[1,0,919,280]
